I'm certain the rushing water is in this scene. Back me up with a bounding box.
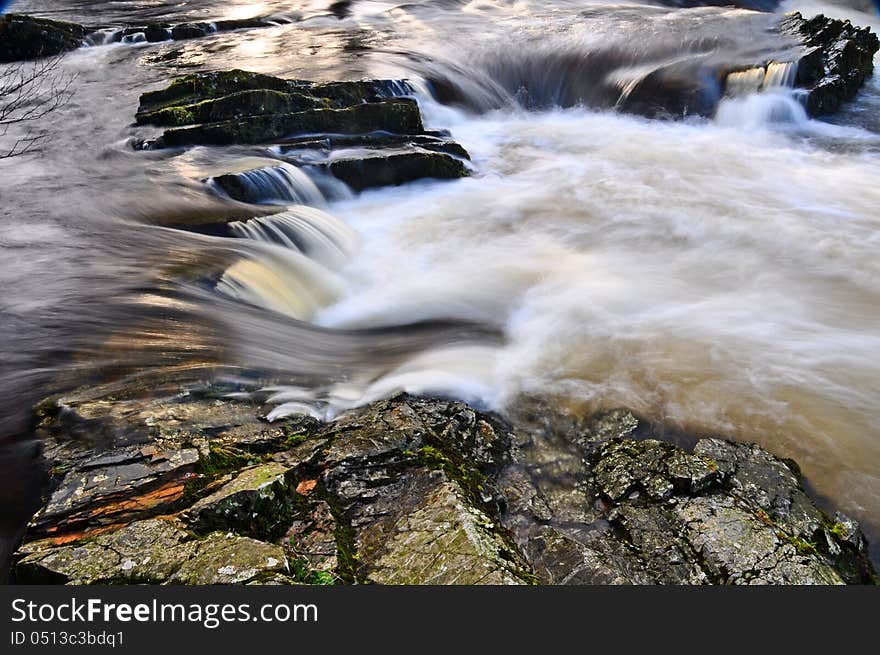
[2,0,880,569]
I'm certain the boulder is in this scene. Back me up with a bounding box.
[780,12,879,116]
[136,89,328,126]
[157,99,424,148]
[183,462,301,540]
[326,150,470,191]
[0,14,87,63]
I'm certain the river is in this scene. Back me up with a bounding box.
[1,0,879,571]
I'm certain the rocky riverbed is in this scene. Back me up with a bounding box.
[11,387,876,585]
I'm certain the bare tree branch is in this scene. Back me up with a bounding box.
[0,55,76,159]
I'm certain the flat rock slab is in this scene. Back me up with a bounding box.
[16,518,292,585]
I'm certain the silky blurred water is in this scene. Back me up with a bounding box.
[2,0,879,568]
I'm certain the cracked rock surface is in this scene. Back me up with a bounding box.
[12,389,876,585]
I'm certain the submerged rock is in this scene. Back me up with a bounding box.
[780,12,879,116]
[326,151,470,191]
[0,14,87,63]
[12,390,876,585]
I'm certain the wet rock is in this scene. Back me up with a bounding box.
[98,16,287,47]
[136,89,327,127]
[593,438,720,501]
[365,478,529,584]
[326,150,469,191]
[587,437,874,584]
[169,22,216,41]
[158,99,424,148]
[183,462,301,540]
[0,14,87,63]
[170,533,290,585]
[138,70,294,116]
[284,500,339,576]
[780,12,879,116]
[28,443,198,540]
[136,71,415,123]
[16,518,292,585]
[277,132,471,160]
[14,391,876,585]
[135,71,471,192]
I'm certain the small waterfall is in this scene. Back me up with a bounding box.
[724,61,798,97]
[724,67,767,96]
[208,163,325,206]
[228,207,358,270]
[764,61,798,89]
[717,61,805,127]
[215,244,345,321]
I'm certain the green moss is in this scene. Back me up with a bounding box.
[33,398,60,427]
[283,428,309,447]
[198,442,253,476]
[417,445,488,507]
[828,522,849,540]
[778,531,819,556]
[289,557,336,585]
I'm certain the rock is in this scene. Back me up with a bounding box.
[780,12,879,116]
[327,151,470,191]
[592,438,720,501]
[13,391,876,585]
[138,70,294,116]
[136,89,328,126]
[169,533,290,585]
[136,71,415,122]
[96,15,287,47]
[157,99,424,148]
[276,131,469,159]
[0,14,87,63]
[183,462,301,540]
[315,397,532,584]
[16,518,292,585]
[169,22,216,41]
[143,24,171,43]
[134,70,473,193]
[27,444,198,539]
[584,437,874,584]
[365,478,528,584]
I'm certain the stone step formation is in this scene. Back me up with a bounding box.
[134,70,472,195]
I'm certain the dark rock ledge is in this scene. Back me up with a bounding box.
[12,390,876,585]
[0,13,293,64]
[0,14,87,64]
[721,13,879,117]
[780,12,879,116]
[134,70,471,195]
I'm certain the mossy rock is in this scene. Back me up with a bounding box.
[138,70,295,115]
[15,518,293,585]
[0,13,87,63]
[136,89,329,126]
[158,99,424,148]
